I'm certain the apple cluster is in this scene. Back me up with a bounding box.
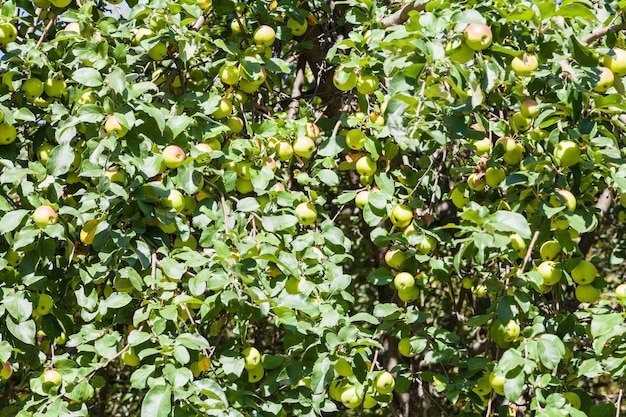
[329,357,396,410]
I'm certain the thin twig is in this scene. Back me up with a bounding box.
[36,15,56,49]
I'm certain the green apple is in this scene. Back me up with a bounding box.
[521,99,540,118]
[295,202,317,225]
[236,178,253,194]
[445,38,474,64]
[0,23,17,46]
[394,272,415,291]
[212,98,233,119]
[333,67,358,91]
[601,48,626,77]
[22,78,44,101]
[540,240,561,261]
[473,137,491,155]
[375,371,395,394]
[230,18,244,34]
[329,379,348,401]
[485,167,505,188]
[253,25,275,46]
[36,143,54,164]
[334,357,353,377]
[509,112,531,133]
[219,65,240,85]
[355,190,369,209]
[398,285,419,302]
[571,259,597,285]
[162,145,186,169]
[293,135,315,158]
[593,67,614,92]
[472,373,492,396]
[121,348,140,366]
[34,294,54,316]
[148,42,168,61]
[467,173,485,191]
[398,337,415,357]
[285,276,304,294]
[247,363,264,383]
[417,235,437,255]
[43,369,62,386]
[495,137,523,165]
[356,73,379,95]
[537,260,562,285]
[0,361,12,380]
[194,143,213,164]
[510,233,526,257]
[503,320,520,342]
[33,205,58,228]
[162,190,185,213]
[340,386,362,409]
[80,219,99,245]
[615,283,626,299]
[550,189,576,211]
[226,116,244,133]
[511,53,539,76]
[104,115,128,137]
[463,23,492,51]
[276,141,293,160]
[44,75,66,98]
[363,392,377,409]
[390,204,413,228]
[236,161,253,180]
[242,346,261,369]
[451,185,470,208]
[356,155,376,176]
[575,284,600,303]
[287,17,308,36]
[385,249,406,270]
[554,140,580,167]
[489,372,505,396]
[345,129,366,150]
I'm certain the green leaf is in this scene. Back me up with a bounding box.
[484,211,531,239]
[316,169,339,186]
[72,68,103,87]
[103,293,132,309]
[367,267,393,285]
[141,385,171,417]
[590,313,624,339]
[537,334,565,370]
[107,67,127,94]
[47,144,75,176]
[167,115,193,138]
[261,215,298,232]
[237,197,260,212]
[6,317,35,345]
[311,354,332,394]
[0,209,29,234]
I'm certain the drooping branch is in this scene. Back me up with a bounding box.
[381,1,428,28]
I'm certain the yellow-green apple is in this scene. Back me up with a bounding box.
[236,178,253,194]
[489,372,505,396]
[503,320,520,342]
[293,135,315,158]
[305,122,320,139]
[390,204,413,228]
[133,27,154,44]
[329,379,348,401]
[104,115,128,137]
[356,155,376,176]
[212,98,233,119]
[550,189,576,211]
[162,145,186,169]
[44,75,67,98]
[355,190,369,208]
[247,364,264,383]
[76,90,96,106]
[356,73,379,95]
[485,167,505,188]
[575,284,600,303]
[276,141,293,160]
[0,23,17,45]
[34,294,54,316]
[148,42,168,61]
[472,373,492,396]
[105,166,127,184]
[0,361,12,380]
[616,283,626,299]
[509,112,531,133]
[22,78,44,101]
[80,219,99,245]
[253,25,275,46]
[593,67,614,92]
[521,99,540,118]
[36,143,54,164]
[511,53,539,76]
[571,260,597,284]
[33,205,58,228]
[162,189,185,213]
[393,272,415,291]
[496,137,524,165]
[295,202,317,225]
[219,65,240,85]
[398,285,419,302]
[340,386,363,409]
[463,23,492,51]
[554,140,580,167]
[287,17,308,36]
[385,249,406,270]
[375,371,395,394]
[236,161,253,180]
[445,38,474,64]
[510,233,526,257]
[398,337,415,357]
[473,137,491,155]
[540,240,561,261]
[467,173,485,191]
[285,276,304,294]
[537,260,562,285]
[194,143,213,164]
[242,346,261,369]
[418,235,437,254]
[226,116,244,133]
[601,48,626,77]
[345,129,366,150]
[43,369,62,386]
[333,66,358,91]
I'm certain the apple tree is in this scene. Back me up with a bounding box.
[0,0,626,416]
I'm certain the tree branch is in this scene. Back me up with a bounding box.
[578,189,613,256]
[381,1,428,28]
[583,22,626,44]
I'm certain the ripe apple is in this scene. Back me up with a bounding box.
[242,346,261,369]
[463,23,492,51]
[148,42,168,61]
[355,190,369,209]
[554,140,581,167]
[593,67,614,92]
[345,129,366,150]
[104,115,128,137]
[540,240,561,261]
[375,371,395,394]
[451,185,470,208]
[398,337,415,357]
[571,259,597,285]
[473,137,491,155]
[253,25,275,46]
[219,65,240,85]
[356,73,379,95]
[333,67,358,91]
[489,372,505,396]
[44,75,67,98]
[390,204,413,228]
[575,284,600,303]
[162,189,185,213]
[385,249,406,270]
[33,205,58,228]
[445,38,474,64]
[615,283,626,299]
[276,141,293,160]
[485,167,505,188]
[417,235,437,255]
[509,112,531,133]
[43,369,62,386]
[22,78,44,101]
[340,386,363,409]
[162,145,186,169]
[394,272,415,291]
[334,357,353,377]
[121,348,140,366]
[601,48,626,77]
[212,98,233,119]
[226,116,244,133]
[537,260,562,285]
[287,17,308,36]
[0,361,12,380]
[295,202,317,225]
[521,99,540,118]
[0,122,15,145]
[550,189,576,211]
[356,155,377,176]
[511,53,539,76]
[398,285,419,302]
[293,135,315,158]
